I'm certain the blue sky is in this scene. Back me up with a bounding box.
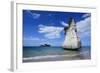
[23,10,91,46]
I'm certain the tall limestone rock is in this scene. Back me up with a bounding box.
[62,18,81,50]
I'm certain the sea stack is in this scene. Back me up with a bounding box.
[62,18,81,50]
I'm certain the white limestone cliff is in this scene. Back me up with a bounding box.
[62,18,81,50]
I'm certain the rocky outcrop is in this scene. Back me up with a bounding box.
[40,44,51,47]
[62,18,81,50]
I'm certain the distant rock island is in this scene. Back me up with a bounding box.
[40,44,51,47]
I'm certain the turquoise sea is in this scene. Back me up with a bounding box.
[23,46,91,63]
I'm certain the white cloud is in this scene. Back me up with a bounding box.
[26,10,40,19]
[76,16,91,38]
[60,21,68,26]
[38,24,63,39]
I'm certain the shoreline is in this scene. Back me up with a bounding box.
[23,52,90,63]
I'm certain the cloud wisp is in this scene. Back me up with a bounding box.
[38,24,63,39]
[23,36,40,41]
[60,21,68,26]
[26,10,41,19]
[82,13,91,18]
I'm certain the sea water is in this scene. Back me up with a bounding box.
[23,46,91,63]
